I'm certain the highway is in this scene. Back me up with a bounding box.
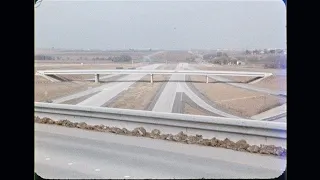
[77,64,161,106]
[35,124,286,179]
[152,63,185,113]
[252,103,287,122]
[51,64,161,104]
[152,63,239,118]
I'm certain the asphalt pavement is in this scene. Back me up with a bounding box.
[35,124,286,179]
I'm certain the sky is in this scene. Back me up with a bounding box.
[35,0,286,50]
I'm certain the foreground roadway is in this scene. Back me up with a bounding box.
[35,124,286,179]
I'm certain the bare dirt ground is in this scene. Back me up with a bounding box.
[189,75,286,118]
[222,76,257,83]
[193,64,286,74]
[108,64,176,110]
[253,76,287,92]
[35,63,143,71]
[34,76,101,102]
[193,64,286,91]
[35,49,156,61]
[151,51,194,63]
[184,103,208,116]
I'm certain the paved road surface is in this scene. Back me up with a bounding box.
[35,124,286,179]
[51,64,160,105]
[252,103,287,123]
[152,63,185,112]
[152,63,239,118]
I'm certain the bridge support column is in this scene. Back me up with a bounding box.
[95,74,100,83]
[150,74,153,83]
[206,75,209,83]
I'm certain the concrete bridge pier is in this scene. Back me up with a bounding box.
[150,74,153,83]
[94,74,100,83]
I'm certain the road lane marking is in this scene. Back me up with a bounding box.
[68,162,73,165]
[45,157,50,160]
[94,168,100,172]
[124,176,130,178]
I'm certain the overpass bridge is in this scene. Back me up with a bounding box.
[37,69,272,83]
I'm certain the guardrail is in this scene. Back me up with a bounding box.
[34,102,286,147]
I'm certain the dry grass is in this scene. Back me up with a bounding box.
[152,51,194,63]
[254,76,287,92]
[189,75,286,118]
[108,65,175,110]
[193,64,286,91]
[108,75,169,110]
[224,76,257,83]
[35,63,143,71]
[34,75,51,83]
[194,64,286,74]
[34,80,100,102]
[184,103,208,116]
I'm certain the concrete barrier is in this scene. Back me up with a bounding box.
[34,102,286,147]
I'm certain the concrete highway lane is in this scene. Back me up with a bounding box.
[152,63,185,113]
[76,64,161,106]
[52,64,160,104]
[35,124,286,179]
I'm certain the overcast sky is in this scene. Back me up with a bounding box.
[35,0,286,50]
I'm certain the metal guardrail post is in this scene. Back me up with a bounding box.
[206,75,209,83]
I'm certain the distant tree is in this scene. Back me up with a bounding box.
[217,52,223,57]
[203,53,216,60]
[111,55,132,62]
[276,49,284,54]
[222,58,228,65]
[245,50,251,55]
[253,49,260,55]
[269,49,276,54]
[213,59,222,65]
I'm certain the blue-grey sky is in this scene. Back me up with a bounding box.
[35,0,286,50]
